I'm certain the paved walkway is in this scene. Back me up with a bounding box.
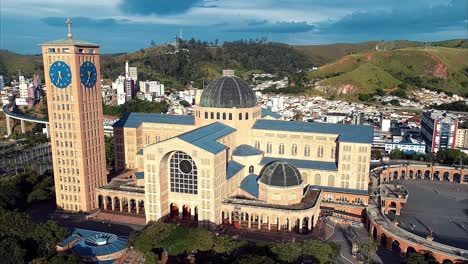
[94,211,146,226]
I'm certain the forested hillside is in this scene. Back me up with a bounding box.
[0,39,466,94]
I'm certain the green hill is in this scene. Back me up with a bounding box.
[0,39,466,93]
[308,47,468,97]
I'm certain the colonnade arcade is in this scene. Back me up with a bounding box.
[97,194,145,215]
[169,203,199,221]
[220,208,316,234]
[380,164,467,184]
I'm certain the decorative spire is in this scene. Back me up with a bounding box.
[66,18,73,39]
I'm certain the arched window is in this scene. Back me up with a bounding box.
[229,113,232,120]
[210,112,214,119]
[204,112,208,119]
[304,145,311,157]
[279,144,285,155]
[317,146,324,158]
[170,151,198,194]
[266,142,272,154]
[216,112,220,119]
[255,141,260,149]
[222,113,226,120]
[314,173,321,185]
[239,113,243,120]
[245,112,249,120]
[249,166,254,173]
[328,175,335,186]
[291,144,297,156]
[331,147,336,159]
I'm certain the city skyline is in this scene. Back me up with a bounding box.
[1,0,466,54]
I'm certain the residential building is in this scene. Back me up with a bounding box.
[420,110,458,153]
[455,128,468,148]
[384,136,426,154]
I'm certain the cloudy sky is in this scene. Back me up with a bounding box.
[1,0,466,54]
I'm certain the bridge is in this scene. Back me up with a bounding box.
[2,104,49,137]
[2,104,115,137]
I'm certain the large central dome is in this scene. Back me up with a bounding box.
[199,76,257,108]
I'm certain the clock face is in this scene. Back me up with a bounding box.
[49,61,72,88]
[179,160,193,174]
[80,61,97,88]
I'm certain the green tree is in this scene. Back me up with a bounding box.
[213,236,247,254]
[105,136,115,170]
[270,241,302,263]
[389,149,404,160]
[235,254,276,264]
[179,100,191,107]
[0,237,26,264]
[301,240,336,263]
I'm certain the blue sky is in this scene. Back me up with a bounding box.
[1,0,466,54]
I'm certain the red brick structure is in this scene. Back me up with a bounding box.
[379,164,467,184]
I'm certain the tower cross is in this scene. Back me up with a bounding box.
[66,18,73,39]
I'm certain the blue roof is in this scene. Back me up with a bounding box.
[113,112,195,128]
[260,157,337,171]
[226,160,245,180]
[58,234,80,247]
[261,108,282,119]
[252,119,373,144]
[61,228,127,257]
[178,122,236,154]
[232,144,263,156]
[137,149,143,155]
[240,174,259,198]
[135,172,144,179]
[308,185,368,195]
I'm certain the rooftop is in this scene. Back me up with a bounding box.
[200,75,257,108]
[41,38,99,47]
[253,119,374,144]
[226,160,245,180]
[113,112,195,128]
[240,174,259,198]
[308,185,368,196]
[261,108,282,119]
[232,144,263,156]
[260,157,338,171]
[178,122,236,154]
[59,228,127,257]
[259,161,303,187]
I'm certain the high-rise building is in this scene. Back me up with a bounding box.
[0,75,4,91]
[455,128,468,148]
[40,19,107,212]
[19,75,29,98]
[420,110,459,153]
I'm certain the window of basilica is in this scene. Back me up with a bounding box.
[170,151,198,194]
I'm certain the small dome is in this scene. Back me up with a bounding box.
[259,162,302,187]
[200,76,257,108]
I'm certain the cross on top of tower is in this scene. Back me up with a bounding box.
[66,18,73,39]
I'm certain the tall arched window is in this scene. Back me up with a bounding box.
[216,112,220,119]
[222,113,226,120]
[245,112,249,120]
[331,147,336,159]
[205,112,208,119]
[239,113,243,120]
[229,113,232,120]
[170,151,198,194]
[317,145,324,158]
[291,144,297,156]
[210,112,214,119]
[304,145,311,157]
[249,166,254,173]
[255,141,260,149]
[266,142,272,154]
[328,175,335,187]
[279,144,285,154]
[314,173,321,185]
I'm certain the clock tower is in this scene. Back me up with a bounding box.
[41,19,107,212]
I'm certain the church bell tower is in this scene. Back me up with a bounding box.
[40,19,107,212]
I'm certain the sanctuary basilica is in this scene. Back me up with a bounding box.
[96,70,373,232]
